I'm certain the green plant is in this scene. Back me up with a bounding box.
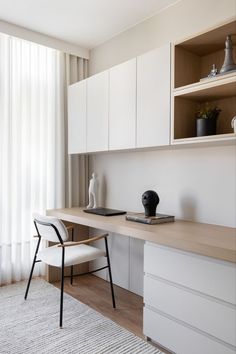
[196,103,221,119]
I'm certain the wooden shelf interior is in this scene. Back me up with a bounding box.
[174,96,236,139]
[174,20,236,88]
[174,76,236,100]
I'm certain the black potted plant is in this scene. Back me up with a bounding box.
[196,103,221,137]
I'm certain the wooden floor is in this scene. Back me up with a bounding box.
[53,274,144,339]
[53,274,171,354]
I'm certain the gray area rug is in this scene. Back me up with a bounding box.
[0,279,163,354]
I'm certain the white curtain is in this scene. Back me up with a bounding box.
[0,34,65,285]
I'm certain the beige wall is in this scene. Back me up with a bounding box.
[88,0,236,227]
[89,0,236,74]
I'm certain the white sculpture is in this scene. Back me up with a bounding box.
[87,172,98,209]
[231,116,236,133]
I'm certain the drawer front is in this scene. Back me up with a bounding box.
[144,307,236,354]
[144,243,236,304]
[144,275,236,346]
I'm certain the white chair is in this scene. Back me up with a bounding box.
[24,213,116,327]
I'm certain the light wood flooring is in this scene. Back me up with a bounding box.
[53,274,171,354]
[53,274,143,338]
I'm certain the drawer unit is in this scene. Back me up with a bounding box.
[144,242,236,353]
[144,275,236,346]
[144,242,236,304]
[144,307,236,354]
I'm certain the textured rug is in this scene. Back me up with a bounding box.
[0,279,163,354]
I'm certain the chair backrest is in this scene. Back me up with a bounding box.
[33,213,69,243]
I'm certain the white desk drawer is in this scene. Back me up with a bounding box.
[144,307,235,354]
[144,243,236,304]
[144,275,236,346]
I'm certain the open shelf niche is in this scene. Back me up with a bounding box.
[171,18,236,144]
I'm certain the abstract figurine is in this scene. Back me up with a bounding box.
[142,190,160,217]
[87,172,98,209]
[208,64,218,77]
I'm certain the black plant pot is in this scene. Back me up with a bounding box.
[196,118,217,137]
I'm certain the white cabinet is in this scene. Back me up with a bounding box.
[68,43,171,154]
[109,59,136,150]
[144,308,235,354]
[92,232,144,296]
[108,235,144,295]
[143,242,236,354]
[87,71,109,152]
[68,80,87,154]
[137,44,171,148]
[90,231,130,289]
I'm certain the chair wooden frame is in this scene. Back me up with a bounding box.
[24,219,116,328]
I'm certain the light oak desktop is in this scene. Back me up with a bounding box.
[47,207,236,263]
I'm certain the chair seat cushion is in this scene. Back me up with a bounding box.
[38,243,106,267]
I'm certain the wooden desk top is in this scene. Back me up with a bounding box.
[47,208,236,263]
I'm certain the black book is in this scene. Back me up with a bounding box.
[126,212,175,224]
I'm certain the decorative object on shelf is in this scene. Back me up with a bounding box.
[208,64,218,78]
[196,103,221,137]
[87,172,98,209]
[126,212,174,224]
[231,116,236,133]
[142,190,160,217]
[220,35,236,74]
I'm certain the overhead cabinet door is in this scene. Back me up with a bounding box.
[137,44,171,148]
[87,71,109,152]
[109,58,136,150]
[68,80,87,154]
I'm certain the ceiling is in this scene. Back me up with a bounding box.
[0,0,179,49]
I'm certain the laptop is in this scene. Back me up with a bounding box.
[83,207,126,216]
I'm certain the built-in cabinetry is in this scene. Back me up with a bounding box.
[137,44,170,147]
[68,44,171,154]
[87,71,109,152]
[47,208,236,353]
[172,19,236,145]
[109,58,137,150]
[90,228,144,297]
[108,235,144,296]
[68,20,236,154]
[143,242,236,354]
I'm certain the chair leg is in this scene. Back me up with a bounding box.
[104,237,116,309]
[24,237,41,300]
[60,247,65,328]
[70,227,74,285]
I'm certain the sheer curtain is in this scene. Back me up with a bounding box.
[0,34,65,285]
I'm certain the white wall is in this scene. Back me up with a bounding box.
[88,0,236,228]
[89,0,236,75]
[0,20,89,59]
[90,146,236,227]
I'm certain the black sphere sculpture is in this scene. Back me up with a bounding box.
[142,190,160,217]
